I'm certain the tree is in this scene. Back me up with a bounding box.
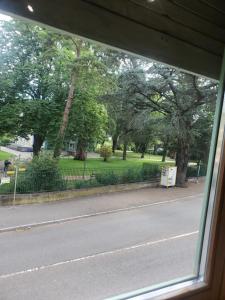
[132,65,217,186]
[0,19,111,158]
[100,145,112,162]
[53,41,114,158]
[103,58,147,160]
[53,39,82,158]
[66,92,108,160]
[189,105,215,165]
[131,111,160,159]
[0,19,73,155]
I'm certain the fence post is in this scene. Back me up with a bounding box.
[13,166,18,206]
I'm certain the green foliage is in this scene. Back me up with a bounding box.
[66,93,108,154]
[73,180,98,189]
[142,163,161,179]
[0,17,216,186]
[186,164,207,178]
[95,171,120,185]
[0,135,14,146]
[95,164,161,186]
[120,168,143,183]
[0,19,112,156]
[16,154,65,193]
[99,145,112,161]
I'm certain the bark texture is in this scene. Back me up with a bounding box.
[176,140,189,187]
[53,40,81,159]
[74,139,86,161]
[122,142,127,160]
[112,134,118,153]
[33,134,44,156]
[53,72,76,158]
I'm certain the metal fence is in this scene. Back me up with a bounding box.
[0,166,161,195]
[0,163,207,195]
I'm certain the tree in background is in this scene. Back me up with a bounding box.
[133,65,217,186]
[100,144,112,162]
[66,92,108,160]
[0,20,73,155]
[132,112,162,159]
[53,40,116,158]
[0,19,112,158]
[0,17,217,185]
[189,104,215,165]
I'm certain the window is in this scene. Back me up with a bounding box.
[0,3,225,300]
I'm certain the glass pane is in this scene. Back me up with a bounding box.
[0,12,223,300]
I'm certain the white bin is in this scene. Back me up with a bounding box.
[160,166,177,187]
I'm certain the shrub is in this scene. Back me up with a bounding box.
[95,171,120,185]
[120,168,143,183]
[16,153,66,193]
[73,179,98,189]
[0,135,13,146]
[99,145,112,162]
[142,163,161,180]
[186,164,207,178]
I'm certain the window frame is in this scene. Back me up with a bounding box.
[1,3,225,299]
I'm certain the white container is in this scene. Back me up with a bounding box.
[160,166,177,187]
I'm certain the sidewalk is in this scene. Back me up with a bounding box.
[0,182,204,231]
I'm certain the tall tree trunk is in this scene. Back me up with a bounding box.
[53,40,81,159]
[53,71,76,158]
[135,142,139,153]
[33,134,44,156]
[122,142,127,161]
[112,134,118,154]
[140,142,147,159]
[162,143,168,162]
[153,144,157,155]
[176,140,189,187]
[74,139,86,161]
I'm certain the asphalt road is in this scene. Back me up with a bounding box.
[0,185,204,300]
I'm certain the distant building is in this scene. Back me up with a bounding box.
[9,135,33,152]
[9,135,77,154]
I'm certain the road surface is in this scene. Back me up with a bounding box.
[0,184,204,300]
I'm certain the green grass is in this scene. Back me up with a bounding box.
[0,150,13,161]
[59,151,174,172]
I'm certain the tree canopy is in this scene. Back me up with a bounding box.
[0,17,217,186]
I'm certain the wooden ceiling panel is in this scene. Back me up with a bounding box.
[85,0,224,56]
[202,0,225,12]
[173,0,225,28]
[0,0,223,79]
[130,0,225,43]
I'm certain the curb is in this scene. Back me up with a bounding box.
[0,181,159,206]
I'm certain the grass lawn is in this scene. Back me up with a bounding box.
[59,151,174,172]
[0,150,13,161]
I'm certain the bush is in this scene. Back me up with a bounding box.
[0,135,13,146]
[142,163,161,180]
[186,164,207,178]
[16,153,66,193]
[99,145,112,162]
[95,171,120,185]
[120,168,143,183]
[95,165,161,187]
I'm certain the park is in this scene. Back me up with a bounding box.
[0,18,213,196]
